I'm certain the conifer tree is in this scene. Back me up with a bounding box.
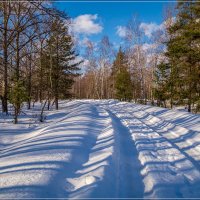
[9,79,28,124]
[166,1,200,112]
[44,17,81,109]
[154,62,170,107]
[112,47,132,101]
[115,67,132,101]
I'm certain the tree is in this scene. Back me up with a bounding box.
[0,1,79,123]
[9,79,28,124]
[112,47,132,101]
[8,1,48,123]
[166,1,200,112]
[115,67,132,101]
[44,17,81,109]
[98,36,114,99]
[73,36,115,100]
[83,39,99,99]
[154,62,170,107]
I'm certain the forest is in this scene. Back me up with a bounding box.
[0,1,200,124]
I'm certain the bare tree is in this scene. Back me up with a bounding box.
[0,2,13,113]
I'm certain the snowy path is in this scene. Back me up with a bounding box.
[107,110,144,198]
[101,101,200,198]
[0,100,200,199]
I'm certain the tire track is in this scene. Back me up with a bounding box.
[105,103,200,198]
[62,106,117,199]
[106,109,144,198]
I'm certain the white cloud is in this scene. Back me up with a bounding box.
[116,26,127,38]
[139,22,163,38]
[72,14,103,35]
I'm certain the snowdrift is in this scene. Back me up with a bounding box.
[0,100,200,199]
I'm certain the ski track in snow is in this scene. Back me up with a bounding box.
[0,100,200,199]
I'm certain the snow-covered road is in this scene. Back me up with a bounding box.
[0,100,200,199]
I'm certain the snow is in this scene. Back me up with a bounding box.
[0,100,200,198]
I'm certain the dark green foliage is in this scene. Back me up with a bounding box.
[115,67,132,101]
[112,47,132,101]
[154,62,170,107]
[159,0,200,111]
[0,2,83,123]
[9,79,28,123]
[42,17,81,109]
[112,47,127,74]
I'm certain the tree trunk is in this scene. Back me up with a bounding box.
[14,30,20,124]
[27,46,33,109]
[2,2,9,114]
[188,87,192,112]
[55,97,58,110]
[40,99,47,122]
[14,105,19,124]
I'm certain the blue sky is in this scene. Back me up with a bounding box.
[54,2,175,53]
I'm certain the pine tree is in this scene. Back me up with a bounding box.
[154,62,170,107]
[115,67,132,101]
[9,79,28,124]
[166,1,200,112]
[112,47,132,101]
[44,17,81,109]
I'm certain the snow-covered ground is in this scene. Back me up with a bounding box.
[0,100,200,199]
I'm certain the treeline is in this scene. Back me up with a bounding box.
[73,1,200,113]
[0,1,199,124]
[0,1,80,123]
[155,1,200,112]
